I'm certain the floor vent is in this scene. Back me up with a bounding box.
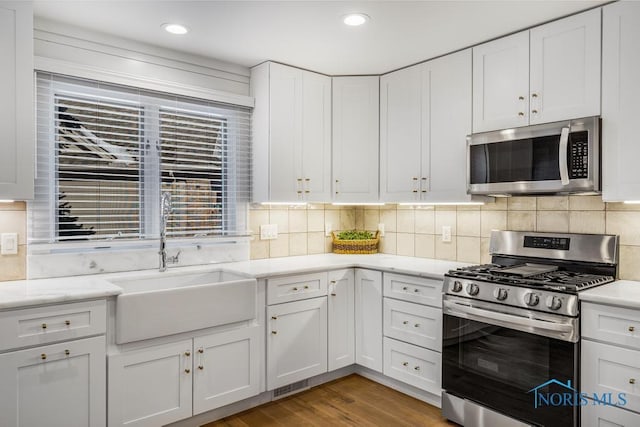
[272,380,310,400]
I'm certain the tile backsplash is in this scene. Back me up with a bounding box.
[249,196,640,281]
[2,196,639,281]
[0,202,27,282]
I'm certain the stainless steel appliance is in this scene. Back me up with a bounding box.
[442,230,618,427]
[467,116,600,196]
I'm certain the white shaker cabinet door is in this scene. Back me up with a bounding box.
[0,336,106,427]
[328,269,355,371]
[0,1,33,199]
[332,76,380,202]
[268,62,303,202]
[529,8,601,125]
[602,1,640,202]
[472,31,530,133]
[426,48,473,202]
[380,64,424,202]
[108,339,193,427]
[355,269,383,372]
[266,297,328,390]
[193,325,261,414]
[301,70,332,202]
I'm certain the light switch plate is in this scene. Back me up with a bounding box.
[441,226,452,243]
[260,224,278,240]
[1,233,18,255]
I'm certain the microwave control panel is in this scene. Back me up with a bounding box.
[569,131,589,179]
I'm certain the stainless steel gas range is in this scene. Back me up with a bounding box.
[441,230,619,427]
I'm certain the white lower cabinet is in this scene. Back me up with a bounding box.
[383,337,441,395]
[108,339,193,427]
[355,269,383,372]
[581,340,640,414]
[0,335,106,427]
[328,269,355,371]
[193,326,261,414]
[382,272,443,395]
[582,300,640,425]
[267,297,328,390]
[108,326,261,427]
[383,298,441,352]
[582,402,640,427]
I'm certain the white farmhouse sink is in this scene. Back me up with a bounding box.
[111,270,257,344]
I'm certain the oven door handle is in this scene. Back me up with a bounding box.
[559,125,570,186]
[443,300,576,341]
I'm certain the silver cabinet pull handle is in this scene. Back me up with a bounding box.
[402,362,408,366]
[630,378,636,385]
[41,353,47,360]
[414,324,420,328]
[65,350,70,356]
[629,326,635,332]
[414,366,421,371]
[65,320,71,326]
[271,331,277,335]
[41,323,47,330]
[403,321,409,325]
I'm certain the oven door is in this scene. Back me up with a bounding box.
[443,296,579,427]
[467,116,599,195]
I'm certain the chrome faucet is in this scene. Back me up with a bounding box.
[159,192,173,272]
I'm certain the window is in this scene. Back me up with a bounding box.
[30,73,251,245]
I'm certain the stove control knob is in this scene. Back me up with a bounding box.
[524,292,540,307]
[451,281,463,293]
[546,296,563,311]
[494,288,508,301]
[467,283,480,296]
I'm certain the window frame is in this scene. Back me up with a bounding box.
[32,75,249,247]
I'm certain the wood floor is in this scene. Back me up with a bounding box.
[204,374,456,427]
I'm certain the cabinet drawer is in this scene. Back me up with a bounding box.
[0,300,107,351]
[383,298,441,352]
[582,403,640,427]
[383,337,441,395]
[383,273,442,307]
[582,340,640,413]
[582,302,640,350]
[267,272,328,305]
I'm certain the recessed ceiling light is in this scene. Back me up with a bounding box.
[162,23,189,35]
[343,13,369,27]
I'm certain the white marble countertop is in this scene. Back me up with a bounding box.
[0,254,469,310]
[579,280,640,309]
[0,276,123,310]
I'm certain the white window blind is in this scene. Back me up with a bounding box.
[30,72,251,244]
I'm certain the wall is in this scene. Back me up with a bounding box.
[0,202,27,281]
[248,196,640,281]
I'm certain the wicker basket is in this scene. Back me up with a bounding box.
[332,231,380,254]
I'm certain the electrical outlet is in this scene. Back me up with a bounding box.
[1,233,18,255]
[260,224,278,240]
[325,223,332,237]
[378,223,385,237]
[441,226,452,243]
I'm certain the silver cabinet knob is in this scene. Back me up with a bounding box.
[414,366,421,371]
[518,96,525,100]
[532,109,538,114]
[531,93,538,98]
[629,326,635,332]
[402,362,409,366]
[271,331,277,335]
[630,378,636,384]
[518,112,525,117]
[403,321,409,325]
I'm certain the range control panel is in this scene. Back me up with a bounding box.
[569,131,589,179]
[524,236,570,251]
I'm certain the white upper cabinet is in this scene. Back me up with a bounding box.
[0,1,33,200]
[251,62,331,203]
[332,76,379,202]
[380,64,427,202]
[472,31,530,133]
[427,49,475,202]
[529,8,601,124]
[602,1,640,202]
[473,8,601,133]
[381,49,481,203]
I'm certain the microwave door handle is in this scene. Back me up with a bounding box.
[559,126,570,186]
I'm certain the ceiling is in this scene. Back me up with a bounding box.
[33,0,607,75]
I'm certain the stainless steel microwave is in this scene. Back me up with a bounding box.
[467,117,600,196]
